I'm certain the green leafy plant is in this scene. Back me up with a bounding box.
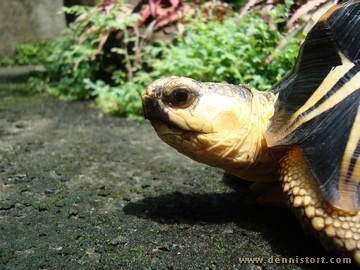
[87,3,302,117]
[145,3,302,90]
[43,3,140,100]
[84,71,152,117]
[45,30,101,99]
[15,41,54,65]
[0,57,15,66]
[36,0,304,117]
[0,41,54,66]
[40,0,193,103]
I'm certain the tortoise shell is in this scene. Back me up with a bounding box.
[265,0,360,212]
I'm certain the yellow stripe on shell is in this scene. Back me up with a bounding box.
[289,52,354,123]
[293,69,359,129]
[336,106,360,212]
[317,3,342,23]
[270,53,359,146]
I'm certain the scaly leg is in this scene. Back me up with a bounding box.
[280,147,360,264]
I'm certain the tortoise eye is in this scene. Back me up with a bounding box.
[166,87,195,108]
[173,90,189,104]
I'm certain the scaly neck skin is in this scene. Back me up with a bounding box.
[213,88,280,182]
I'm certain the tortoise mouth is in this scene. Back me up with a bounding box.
[151,119,199,137]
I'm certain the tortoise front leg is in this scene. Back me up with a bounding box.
[280,147,360,265]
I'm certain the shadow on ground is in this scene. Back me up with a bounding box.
[123,176,340,268]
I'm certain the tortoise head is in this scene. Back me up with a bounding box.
[141,76,278,181]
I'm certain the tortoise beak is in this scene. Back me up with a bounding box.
[141,88,169,122]
[141,89,151,119]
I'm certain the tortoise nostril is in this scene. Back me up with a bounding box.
[141,96,169,122]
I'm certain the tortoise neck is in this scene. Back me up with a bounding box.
[226,88,280,182]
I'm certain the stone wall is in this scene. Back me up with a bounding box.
[0,0,66,58]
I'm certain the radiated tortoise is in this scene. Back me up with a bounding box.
[141,0,360,264]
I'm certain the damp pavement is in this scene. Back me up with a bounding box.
[0,68,356,269]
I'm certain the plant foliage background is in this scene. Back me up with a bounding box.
[4,0,335,117]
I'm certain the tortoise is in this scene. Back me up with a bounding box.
[141,0,360,263]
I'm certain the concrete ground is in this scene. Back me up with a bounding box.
[0,69,356,269]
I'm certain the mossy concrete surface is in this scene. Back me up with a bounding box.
[0,91,356,269]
